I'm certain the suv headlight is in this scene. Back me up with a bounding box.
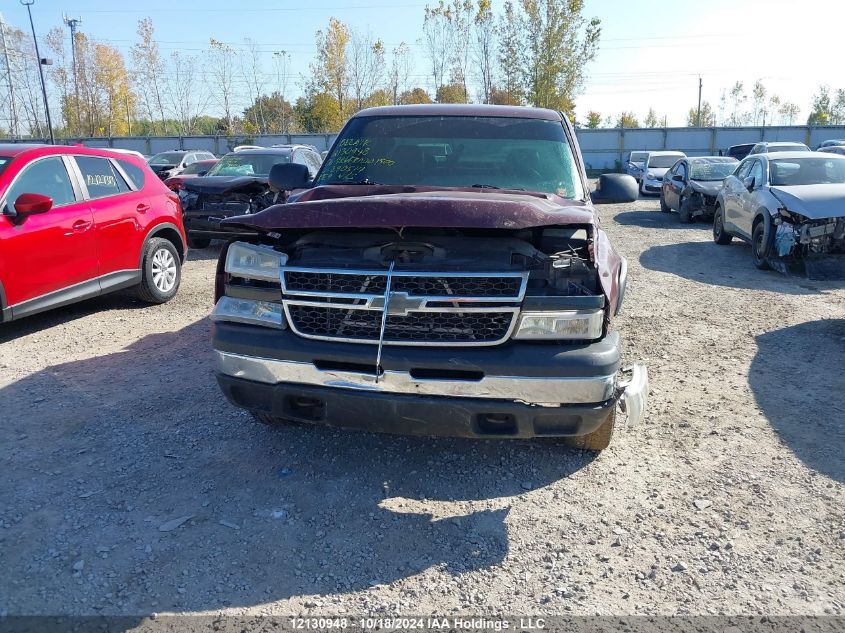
[512,309,604,340]
[225,241,287,282]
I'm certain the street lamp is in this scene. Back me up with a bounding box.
[20,0,54,144]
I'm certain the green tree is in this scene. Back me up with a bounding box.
[311,18,352,118]
[520,0,600,116]
[295,91,344,132]
[779,101,800,125]
[585,110,602,128]
[244,92,295,134]
[436,81,469,103]
[489,87,521,105]
[687,101,715,127]
[644,108,658,127]
[615,112,639,128]
[399,87,434,104]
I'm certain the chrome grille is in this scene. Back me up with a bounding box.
[281,267,527,346]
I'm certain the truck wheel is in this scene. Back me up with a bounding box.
[136,237,181,304]
[678,196,693,223]
[659,194,670,213]
[251,411,303,427]
[187,236,211,249]
[713,207,733,245]
[752,221,772,270]
[565,409,615,451]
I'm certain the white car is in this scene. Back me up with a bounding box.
[713,151,845,275]
[639,151,686,195]
[625,151,648,182]
[748,141,810,155]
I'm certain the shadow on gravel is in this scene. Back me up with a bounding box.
[0,319,594,614]
[614,210,709,230]
[639,241,827,295]
[185,243,224,262]
[749,319,845,483]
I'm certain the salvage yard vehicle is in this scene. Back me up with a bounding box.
[724,143,754,161]
[163,159,218,191]
[626,151,648,183]
[178,145,324,249]
[713,152,845,278]
[639,150,685,195]
[660,156,738,222]
[209,104,648,451]
[0,144,186,323]
[748,141,810,155]
[817,145,845,156]
[147,150,216,180]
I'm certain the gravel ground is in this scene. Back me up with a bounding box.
[0,197,843,619]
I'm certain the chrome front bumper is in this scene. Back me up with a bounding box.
[215,350,616,404]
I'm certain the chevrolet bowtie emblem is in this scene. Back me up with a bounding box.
[371,291,425,317]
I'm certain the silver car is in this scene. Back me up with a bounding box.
[639,151,686,195]
[713,151,845,274]
[625,151,648,182]
[747,141,810,155]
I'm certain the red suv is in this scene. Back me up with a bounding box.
[0,144,187,323]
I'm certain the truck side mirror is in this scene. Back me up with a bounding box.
[269,163,310,191]
[591,174,638,204]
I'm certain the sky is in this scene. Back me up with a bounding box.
[2,0,842,127]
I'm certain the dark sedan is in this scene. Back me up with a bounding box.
[660,156,738,222]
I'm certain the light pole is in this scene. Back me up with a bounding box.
[20,0,54,144]
[63,14,81,132]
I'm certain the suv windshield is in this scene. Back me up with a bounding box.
[182,161,213,175]
[647,155,682,169]
[315,115,584,198]
[770,158,845,186]
[148,152,185,166]
[207,153,290,177]
[689,161,737,181]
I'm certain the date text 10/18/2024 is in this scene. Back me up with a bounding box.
[289,618,548,631]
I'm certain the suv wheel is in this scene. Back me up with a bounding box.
[565,408,615,451]
[752,221,772,270]
[137,237,181,303]
[713,207,732,245]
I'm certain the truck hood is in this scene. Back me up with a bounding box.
[223,186,595,231]
[770,184,845,220]
[181,175,269,195]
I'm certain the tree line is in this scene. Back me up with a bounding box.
[584,80,844,130]
[2,2,845,139]
[1,0,601,138]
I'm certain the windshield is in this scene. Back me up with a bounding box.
[0,156,11,177]
[769,144,809,153]
[770,158,845,186]
[689,161,738,181]
[315,115,584,199]
[629,152,647,164]
[148,152,185,166]
[182,161,214,175]
[206,153,290,177]
[647,155,682,169]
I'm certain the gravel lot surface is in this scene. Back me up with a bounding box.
[1,197,843,618]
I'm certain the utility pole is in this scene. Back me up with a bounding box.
[63,14,81,132]
[20,0,54,144]
[696,76,703,127]
[0,13,19,138]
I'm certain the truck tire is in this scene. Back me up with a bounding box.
[187,236,211,249]
[251,411,303,427]
[713,207,733,245]
[136,237,181,304]
[565,408,615,451]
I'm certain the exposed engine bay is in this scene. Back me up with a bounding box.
[771,211,845,279]
[180,181,281,217]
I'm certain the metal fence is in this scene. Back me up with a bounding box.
[5,125,845,171]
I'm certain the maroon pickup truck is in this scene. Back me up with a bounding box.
[209,104,648,450]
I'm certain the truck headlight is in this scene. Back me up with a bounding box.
[512,310,604,340]
[225,241,287,282]
[211,296,285,329]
